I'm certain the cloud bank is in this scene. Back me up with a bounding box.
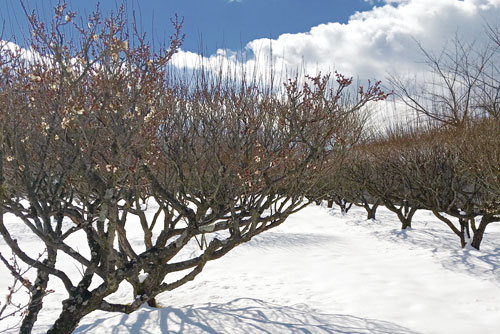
[173,0,500,82]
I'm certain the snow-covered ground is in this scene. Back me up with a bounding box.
[1,204,499,334]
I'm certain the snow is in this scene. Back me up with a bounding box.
[1,204,500,334]
[138,270,149,284]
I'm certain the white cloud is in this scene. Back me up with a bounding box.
[173,0,500,83]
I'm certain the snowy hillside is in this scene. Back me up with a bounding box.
[1,204,500,334]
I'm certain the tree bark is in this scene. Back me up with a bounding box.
[364,202,379,220]
[400,217,411,229]
[357,198,379,220]
[366,207,377,220]
[47,308,86,334]
[20,247,57,334]
[471,216,492,250]
[132,278,159,308]
[396,206,417,230]
[46,295,97,334]
[459,220,467,248]
[382,200,416,230]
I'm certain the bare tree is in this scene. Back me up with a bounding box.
[0,3,388,333]
[328,160,382,220]
[392,129,479,247]
[388,30,500,249]
[314,108,383,219]
[379,124,499,250]
[457,118,500,249]
[347,138,419,230]
[390,35,498,127]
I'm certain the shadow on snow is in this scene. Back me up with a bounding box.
[75,298,421,334]
[327,206,500,286]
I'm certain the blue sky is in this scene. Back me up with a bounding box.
[1,0,374,54]
[1,0,499,82]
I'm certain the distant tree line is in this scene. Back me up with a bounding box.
[320,30,500,251]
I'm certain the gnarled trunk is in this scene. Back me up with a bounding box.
[46,288,101,334]
[47,306,90,334]
[20,247,57,334]
[388,202,417,230]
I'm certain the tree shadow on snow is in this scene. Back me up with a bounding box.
[332,205,500,286]
[242,231,337,250]
[75,298,421,334]
[373,223,500,285]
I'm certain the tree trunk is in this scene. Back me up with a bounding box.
[400,217,411,230]
[327,199,333,208]
[344,202,353,214]
[471,216,492,250]
[132,277,160,308]
[459,217,473,248]
[366,207,376,220]
[470,218,477,234]
[383,200,416,230]
[432,210,467,248]
[47,294,97,334]
[335,198,352,215]
[47,307,88,334]
[365,203,379,220]
[358,198,379,220]
[20,247,57,334]
[396,206,417,230]
[459,221,467,248]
